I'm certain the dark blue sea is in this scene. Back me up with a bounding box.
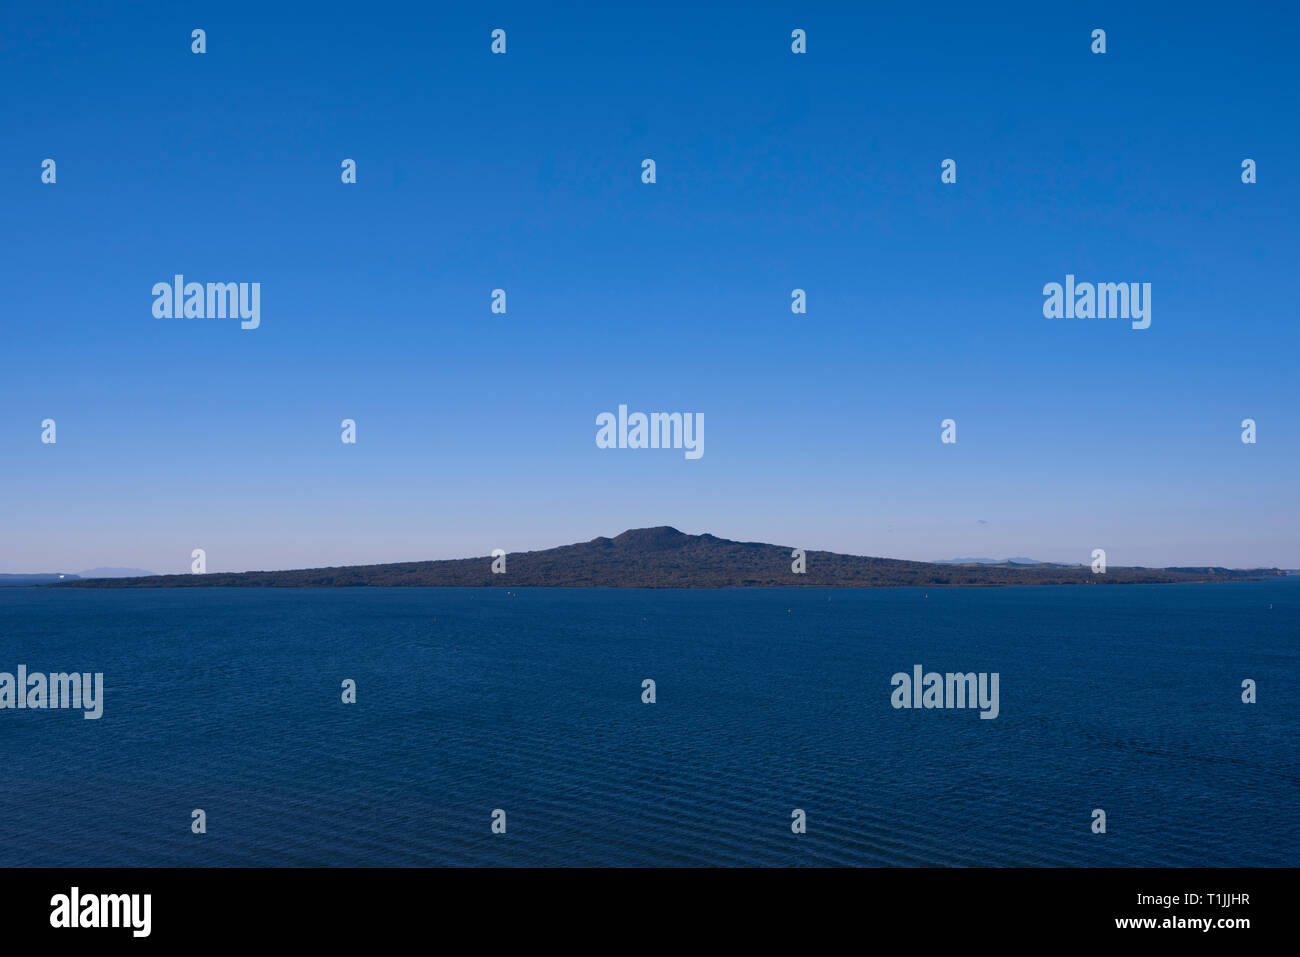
[2,582,1296,867]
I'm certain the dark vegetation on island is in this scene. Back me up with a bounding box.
[49,527,1287,588]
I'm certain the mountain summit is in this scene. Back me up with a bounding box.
[606,526,693,550]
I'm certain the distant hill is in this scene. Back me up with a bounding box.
[937,557,1067,566]
[77,567,157,579]
[49,527,1286,589]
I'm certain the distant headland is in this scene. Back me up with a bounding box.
[47,527,1286,589]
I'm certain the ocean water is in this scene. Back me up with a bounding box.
[1,582,1296,867]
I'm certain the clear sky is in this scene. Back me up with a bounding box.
[3,1,1297,574]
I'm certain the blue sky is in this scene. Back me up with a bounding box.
[3,1,1297,573]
